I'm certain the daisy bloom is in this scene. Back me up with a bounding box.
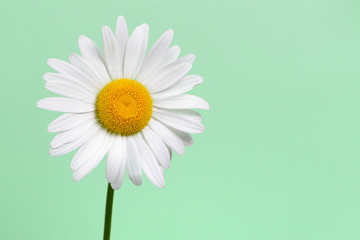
[37,16,209,190]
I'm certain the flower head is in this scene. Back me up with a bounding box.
[37,16,209,189]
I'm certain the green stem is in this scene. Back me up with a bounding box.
[103,183,114,240]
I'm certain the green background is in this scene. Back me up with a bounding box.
[2,0,360,239]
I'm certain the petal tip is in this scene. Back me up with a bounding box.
[36,99,45,109]
[166,29,174,37]
[110,182,121,190]
[48,149,55,157]
[102,25,112,33]
[132,176,143,186]
[46,58,56,66]
[72,174,80,182]
[157,183,165,188]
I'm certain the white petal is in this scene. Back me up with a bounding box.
[78,35,111,85]
[70,129,107,170]
[48,112,94,133]
[68,53,105,89]
[78,35,103,61]
[102,26,123,80]
[126,136,143,185]
[153,94,209,110]
[154,51,194,74]
[136,30,174,82]
[72,131,112,182]
[169,127,193,147]
[45,80,95,103]
[142,126,170,169]
[159,166,165,178]
[37,97,95,113]
[43,73,97,95]
[152,110,204,134]
[47,58,100,90]
[50,118,97,148]
[109,142,128,189]
[154,108,202,122]
[111,168,126,190]
[167,146,173,160]
[123,24,149,79]
[134,134,165,188]
[145,63,192,94]
[157,45,180,70]
[115,16,129,55]
[177,54,196,64]
[148,119,184,155]
[152,75,203,99]
[106,136,127,185]
[49,123,99,156]
[146,46,180,79]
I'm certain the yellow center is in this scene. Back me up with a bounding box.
[96,79,152,136]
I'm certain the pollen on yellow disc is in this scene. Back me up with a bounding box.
[96,79,153,135]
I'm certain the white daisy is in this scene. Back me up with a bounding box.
[37,16,209,189]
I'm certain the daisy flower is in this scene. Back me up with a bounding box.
[37,16,209,190]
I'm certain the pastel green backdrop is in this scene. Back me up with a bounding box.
[1,0,360,239]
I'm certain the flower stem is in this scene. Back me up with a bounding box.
[103,183,114,240]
